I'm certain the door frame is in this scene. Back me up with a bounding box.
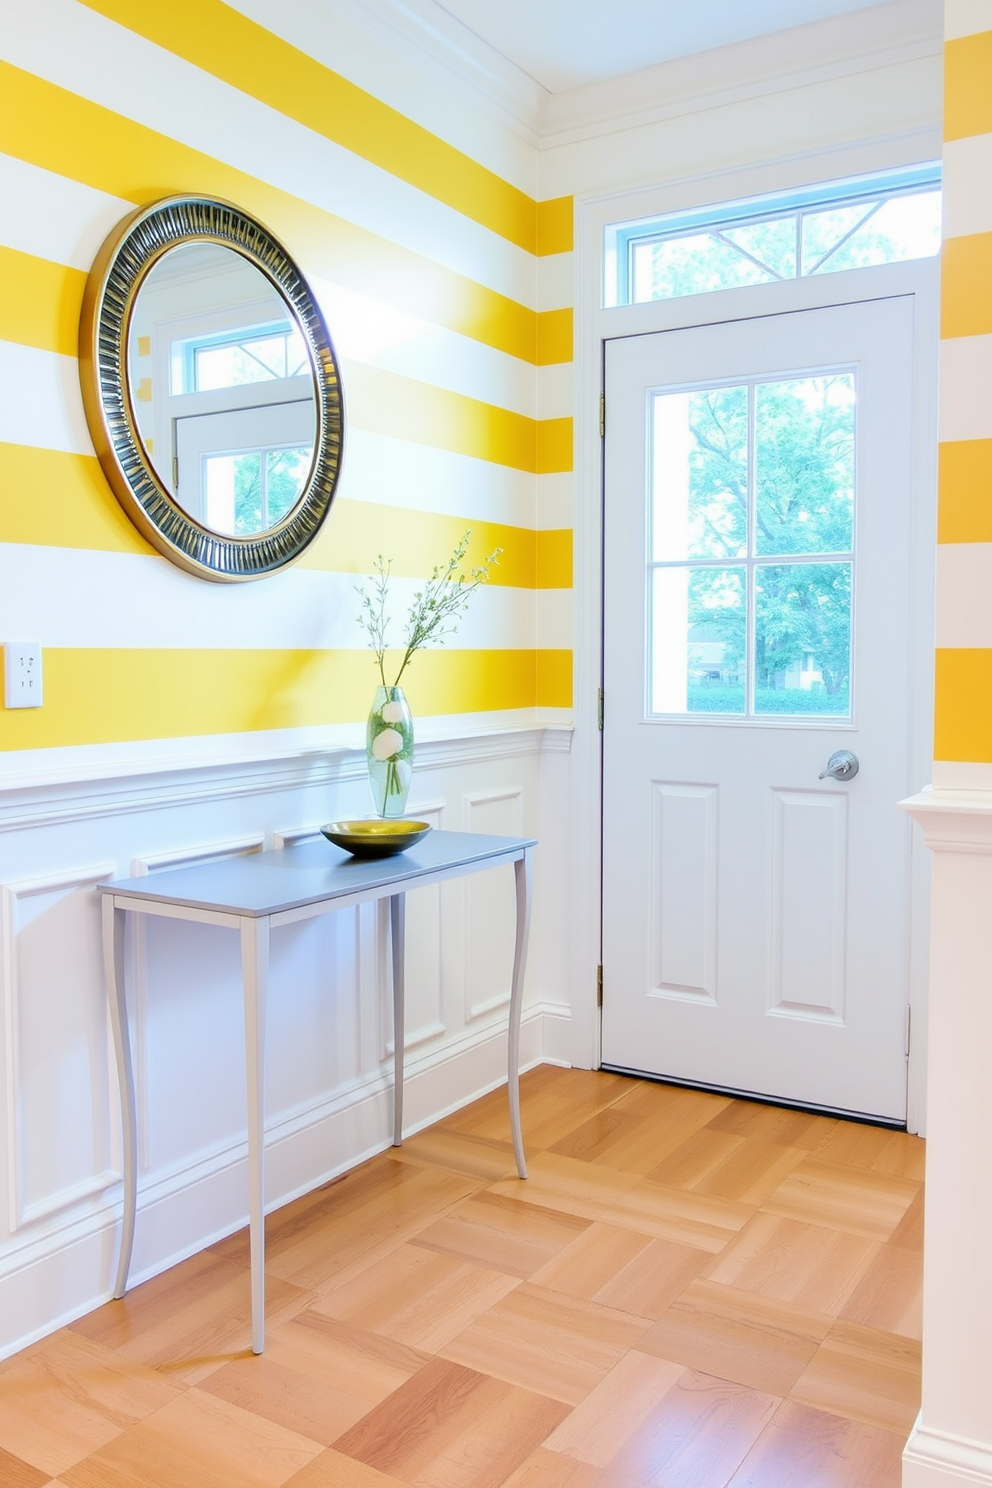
[567,185,939,1134]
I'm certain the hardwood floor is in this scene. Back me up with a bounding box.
[0,1067,923,1487]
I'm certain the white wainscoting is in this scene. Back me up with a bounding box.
[0,726,573,1358]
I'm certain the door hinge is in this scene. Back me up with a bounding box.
[599,393,605,438]
[905,1005,912,1057]
[597,687,604,731]
[597,963,603,1006]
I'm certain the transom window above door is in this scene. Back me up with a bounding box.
[648,371,855,721]
[605,164,940,307]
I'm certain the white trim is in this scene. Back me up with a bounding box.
[539,0,942,149]
[577,167,937,1106]
[0,724,573,833]
[904,1419,992,1486]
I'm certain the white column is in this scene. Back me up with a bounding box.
[900,791,992,1488]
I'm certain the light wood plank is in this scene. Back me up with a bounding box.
[440,1282,652,1405]
[639,1279,832,1396]
[790,1320,922,1434]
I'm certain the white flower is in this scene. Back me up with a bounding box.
[371,727,403,760]
[381,700,405,723]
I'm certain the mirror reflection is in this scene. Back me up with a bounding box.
[126,243,317,537]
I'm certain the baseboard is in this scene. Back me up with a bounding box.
[904,1418,992,1487]
[0,1002,569,1360]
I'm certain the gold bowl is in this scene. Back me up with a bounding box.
[320,819,432,858]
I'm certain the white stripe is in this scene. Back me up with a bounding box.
[933,760,992,787]
[338,429,538,528]
[535,473,573,532]
[0,708,571,784]
[0,544,559,650]
[0,342,90,454]
[537,362,574,421]
[936,542,992,646]
[0,0,537,307]
[324,286,534,417]
[226,0,538,192]
[943,136,992,239]
[939,335,992,442]
[0,342,548,531]
[537,589,573,651]
[538,251,574,313]
[944,0,992,41]
[0,154,132,271]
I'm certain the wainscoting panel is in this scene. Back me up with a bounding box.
[0,730,564,1359]
[1,863,118,1232]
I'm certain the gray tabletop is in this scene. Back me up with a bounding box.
[100,829,537,917]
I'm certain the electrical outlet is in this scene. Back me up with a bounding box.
[4,642,43,709]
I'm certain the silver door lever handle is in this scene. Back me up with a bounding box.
[819,750,859,781]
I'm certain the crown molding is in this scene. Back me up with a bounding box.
[537,0,943,149]
[319,0,547,144]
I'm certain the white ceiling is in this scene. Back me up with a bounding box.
[430,0,894,92]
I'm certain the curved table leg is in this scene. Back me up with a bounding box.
[241,916,269,1354]
[390,893,406,1147]
[509,849,532,1179]
[103,896,137,1299]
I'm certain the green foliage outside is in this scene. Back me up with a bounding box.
[676,374,855,714]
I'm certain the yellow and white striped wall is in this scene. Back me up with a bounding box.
[935,1,992,786]
[0,0,575,760]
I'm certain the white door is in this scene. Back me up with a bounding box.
[601,297,915,1122]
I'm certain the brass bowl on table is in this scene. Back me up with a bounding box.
[320,820,432,858]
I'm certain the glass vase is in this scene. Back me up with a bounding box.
[366,685,413,818]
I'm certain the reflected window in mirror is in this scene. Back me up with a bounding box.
[125,241,317,537]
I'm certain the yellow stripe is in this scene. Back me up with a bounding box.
[0,246,86,358]
[537,197,574,257]
[0,444,574,586]
[0,62,538,364]
[0,444,150,553]
[938,439,992,543]
[345,362,571,473]
[941,233,992,339]
[935,648,992,762]
[79,0,545,256]
[536,308,573,367]
[535,529,573,589]
[536,418,573,475]
[944,31,992,141]
[0,240,570,472]
[302,503,573,589]
[0,647,572,750]
[536,647,572,708]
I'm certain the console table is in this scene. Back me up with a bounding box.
[100,829,535,1352]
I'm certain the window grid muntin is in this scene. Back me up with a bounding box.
[611,163,940,306]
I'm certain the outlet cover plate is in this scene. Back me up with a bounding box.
[4,642,43,708]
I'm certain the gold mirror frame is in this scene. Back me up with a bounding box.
[79,195,344,582]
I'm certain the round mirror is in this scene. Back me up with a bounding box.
[79,197,344,581]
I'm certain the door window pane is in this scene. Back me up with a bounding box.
[653,386,748,561]
[649,373,855,721]
[755,376,854,556]
[652,566,746,715]
[754,562,852,716]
